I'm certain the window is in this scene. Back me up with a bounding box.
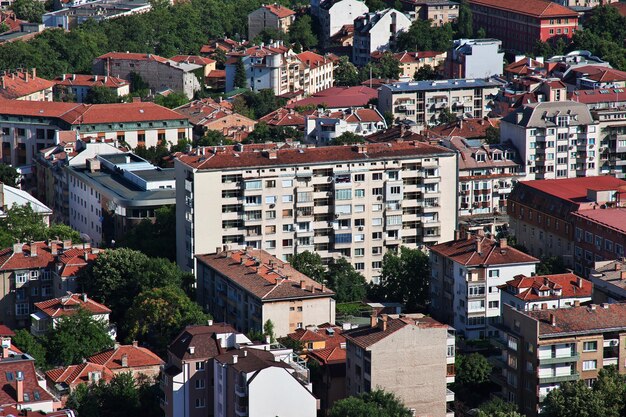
[488,301,499,309]
[195,362,205,371]
[266,180,276,188]
[244,180,261,190]
[282,180,293,188]
[354,174,365,182]
[355,189,365,198]
[282,195,293,203]
[195,379,205,389]
[372,218,382,226]
[372,261,382,269]
[354,263,365,270]
[373,173,383,180]
[15,303,28,316]
[488,270,500,278]
[583,360,597,371]
[195,398,206,408]
[355,248,365,257]
[15,272,28,284]
[583,341,597,352]
[336,189,352,200]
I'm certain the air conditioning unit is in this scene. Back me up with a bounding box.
[377,195,383,201]
[610,340,619,346]
[358,226,364,231]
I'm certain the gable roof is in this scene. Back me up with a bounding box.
[259,108,306,127]
[570,65,626,83]
[0,70,54,99]
[468,0,578,18]
[87,343,163,370]
[502,273,592,302]
[45,363,114,387]
[167,323,238,361]
[0,358,54,406]
[170,55,216,66]
[430,235,539,267]
[54,74,128,89]
[526,303,626,337]
[515,176,626,204]
[343,314,446,349]
[286,86,378,109]
[262,3,295,18]
[33,293,110,318]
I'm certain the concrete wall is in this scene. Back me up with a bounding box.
[248,367,317,417]
[262,297,336,337]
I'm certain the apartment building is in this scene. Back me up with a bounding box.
[495,303,626,416]
[93,52,202,99]
[430,234,539,339]
[304,107,387,144]
[43,0,151,31]
[53,73,129,102]
[344,314,455,417]
[589,260,626,303]
[591,106,626,179]
[506,176,626,265]
[175,141,458,280]
[0,68,53,101]
[468,0,578,53]
[0,241,100,328]
[499,273,593,312]
[372,50,446,80]
[445,38,504,79]
[442,136,523,234]
[352,9,412,66]
[224,44,334,96]
[162,322,315,417]
[0,100,191,166]
[500,101,600,180]
[247,4,295,40]
[378,78,500,131]
[0,354,55,412]
[67,152,175,246]
[0,182,52,225]
[195,249,336,337]
[312,0,369,47]
[398,0,459,26]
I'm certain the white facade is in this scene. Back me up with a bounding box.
[352,9,411,66]
[247,367,317,417]
[317,0,369,46]
[304,108,387,144]
[448,38,504,79]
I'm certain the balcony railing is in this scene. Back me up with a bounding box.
[538,353,580,365]
[235,384,246,396]
[538,372,579,384]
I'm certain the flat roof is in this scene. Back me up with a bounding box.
[518,177,626,203]
[131,168,176,182]
[381,78,502,93]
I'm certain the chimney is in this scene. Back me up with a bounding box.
[466,232,472,240]
[265,335,271,344]
[541,303,548,310]
[577,277,584,288]
[61,74,66,81]
[30,243,37,257]
[51,242,58,256]
[454,230,461,240]
[549,313,556,326]
[188,346,195,354]
[121,353,128,367]
[82,293,88,302]
[16,377,23,403]
[263,149,277,159]
[12,243,22,254]
[601,303,609,309]
[475,237,482,254]
[621,271,626,280]
[232,354,238,364]
[31,68,36,78]
[370,314,377,328]
[499,238,508,248]
[379,314,388,331]
[84,251,89,261]
[132,340,138,347]
[516,112,523,123]
[207,319,213,326]
[243,350,248,357]
[1,344,8,359]
[300,280,306,289]
[573,300,580,307]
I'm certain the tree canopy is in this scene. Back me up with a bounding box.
[329,389,412,417]
[325,258,367,303]
[289,251,326,281]
[85,86,123,104]
[117,205,177,261]
[0,204,81,248]
[11,329,47,369]
[476,398,522,417]
[11,0,45,23]
[330,132,365,146]
[455,353,492,387]
[395,19,454,53]
[0,164,19,187]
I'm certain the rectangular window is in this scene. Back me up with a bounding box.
[355,189,365,198]
[488,270,500,278]
[244,180,262,190]
[282,180,293,188]
[335,189,352,200]
[583,360,597,371]
[195,362,205,371]
[583,341,597,352]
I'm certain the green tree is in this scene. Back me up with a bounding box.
[541,380,608,417]
[325,258,366,303]
[289,251,326,282]
[263,319,275,343]
[234,58,247,89]
[414,64,437,81]
[476,27,486,39]
[125,286,209,356]
[476,398,522,417]
[0,23,9,34]
[361,52,401,81]
[396,19,453,53]
[46,308,113,366]
[196,130,228,146]
[536,256,567,276]
[329,389,412,417]
[289,15,317,50]
[129,72,150,96]
[244,123,298,143]
[368,247,430,311]
[484,125,500,145]
[46,223,83,242]
[0,164,19,187]
[330,132,364,145]
[456,0,473,38]
[438,107,457,125]
[154,92,189,109]
[133,141,170,166]
[455,353,492,386]
[12,329,47,369]
[85,86,121,104]
[117,205,176,260]
[0,203,47,247]
[11,0,45,23]
[334,56,360,86]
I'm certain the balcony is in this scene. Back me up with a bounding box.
[538,372,579,384]
[235,384,246,397]
[603,357,618,367]
[446,388,455,403]
[235,404,248,416]
[538,353,579,365]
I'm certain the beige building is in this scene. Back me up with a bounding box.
[196,249,336,337]
[495,303,626,417]
[0,68,54,101]
[400,0,459,26]
[372,50,446,80]
[344,314,455,417]
[378,78,500,131]
[247,4,295,40]
[175,141,458,281]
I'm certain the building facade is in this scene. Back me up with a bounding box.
[53,73,130,103]
[399,0,459,26]
[0,68,53,101]
[314,0,369,47]
[175,141,458,281]
[445,38,504,79]
[352,9,412,66]
[499,273,593,311]
[304,107,387,144]
[247,4,296,40]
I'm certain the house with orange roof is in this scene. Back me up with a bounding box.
[504,56,546,81]
[92,52,202,99]
[247,3,295,39]
[259,108,306,130]
[569,65,626,90]
[372,50,447,80]
[52,74,129,103]
[500,273,592,311]
[0,69,53,101]
[0,355,56,412]
[170,55,216,78]
[87,341,163,380]
[45,362,113,403]
[30,292,113,338]
[0,240,101,329]
[304,107,387,143]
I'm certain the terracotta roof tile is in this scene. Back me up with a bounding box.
[170,55,216,66]
[469,0,578,18]
[54,74,128,89]
[426,118,499,139]
[214,348,289,373]
[572,208,626,235]
[95,52,169,64]
[0,70,54,99]
[344,315,446,349]
[0,358,54,406]
[502,273,592,302]
[263,4,295,18]
[286,86,378,109]
[307,345,346,364]
[259,108,305,127]
[516,177,626,204]
[34,293,110,318]
[87,344,163,369]
[430,236,539,267]
[168,323,238,360]
[45,363,114,387]
[526,303,626,337]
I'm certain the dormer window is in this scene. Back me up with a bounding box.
[492,152,502,161]
[552,289,562,296]
[557,116,569,127]
[475,152,486,162]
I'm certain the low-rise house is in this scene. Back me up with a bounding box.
[285,86,378,111]
[170,55,216,79]
[0,69,53,101]
[45,363,113,402]
[352,9,412,66]
[589,260,626,303]
[426,117,499,140]
[499,273,593,311]
[259,108,306,131]
[0,355,55,413]
[196,249,336,337]
[504,57,545,81]
[174,98,256,142]
[247,3,296,40]
[305,107,387,143]
[343,314,456,417]
[568,65,626,90]
[372,50,446,80]
[31,292,113,338]
[87,342,164,380]
[399,0,459,26]
[52,74,129,103]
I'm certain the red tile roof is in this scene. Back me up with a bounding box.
[207,69,226,79]
[263,3,295,18]
[309,108,385,124]
[95,52,169,64]
[430,236,539,267]
[573,208,626,235]
[518,177,626,204]
[504,57,545,76]
[196,249,334,300]
[170,55,216,66]
[0,241,100,276]
[34,293,111,318]
[87,343,163,370]
[296,51,331,70]
[0,326,14,337]
[259,108,305,127]
[286,86,378,109]
[308,345,346,364]
[570,65,626,83]
[174,98,252,127]
[526,303,626,337]
[426,118,499,139]
[177,140,454,170]
[54,74,128,89]
[371,50,444,64]
[45,363,114,388]
[569,87,626,104]
[0,358,54,407]
[502,273,592,302]
[469,0,578,18]
[0,70,54,99]
[344,315,446,349]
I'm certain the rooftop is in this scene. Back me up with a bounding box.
[590,260,626,291]
[0,357,54,406]
[445,136,521,171]
[430,235,539,267]
[196,249,334,301]
[525,303,626,337]
[468,0,578,18]
[501,100,595,128]
[168,323,240,361]
[381,78,501,93]
[87,342,163,370]
[53,74,128,89]
[261,3,295,18]
[45,363,114,387]
[570,87,626,105]
[33,293,111,319]
[259,108,305,127]
[0,241,99,273]
[573,208,626,235]
[426,117,499,139]
[0,69,54,99]
[343,314,446,349]
[501,273,592,302]
[515,177,626,204]
[286,86,377,109]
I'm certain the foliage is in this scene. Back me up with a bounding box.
[455,0,473,38]
[196,130,228,146]
[232,89,286,119]
[11,0,45,23]
[476,398,522,417]
[66,372,162,417]
[277,336,303,352]
[362,52,401,81]
[154,92,189,109]
[125,286,209,356]
[289,15,317,50]
[475,27,486,39]
[484,126,500,145]
[325,258,367,303]
[263,319,275,343]
[536,256,567,276]
[336,302,372,318]
[0,163,19,187]
[330,132,365,145]
[0,23,9,34]
[334,56,360,86]
[244,122,298,143]
[289,250,325,281]
[438,107,457,125]
[133,141,170,167]
[414,64,437,81]
[117,206,176,261]
[367,247,430,311]
[85,86,122,104]
[11,329,47,369]
[46,223,83,242]
[395,19,453,53]
[455,353,492,386]
[234,58,247,89]
[46,308,114,366]
[329,389,412,417]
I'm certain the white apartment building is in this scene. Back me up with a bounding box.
[500,101,600,180]
[313,0,369,47]
[446,38,504,79]
[175,141,458,281]
[430,234,539,339]
[224,44,334,96]
[352,9,412,66]
[305,107,387,144]
[378,79,501,131]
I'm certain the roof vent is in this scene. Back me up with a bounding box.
[188,346,195,354]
